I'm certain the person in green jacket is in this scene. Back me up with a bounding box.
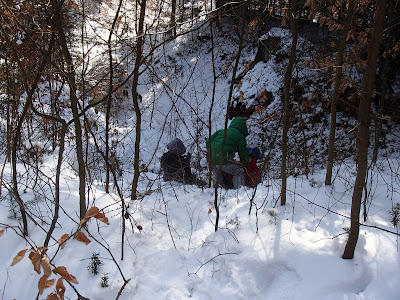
[206,117,250,189]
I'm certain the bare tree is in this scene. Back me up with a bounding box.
[0,2,57,234]
[372,0,394,164]
[325,0,357,185]
[105,0,124,193]
[131,0,147,200]
[280,0,298,206]
[51,0,87,220]
[207,0,217,188]
[213,1,247,231]
[170,0,177,36]
[342,0,387,259]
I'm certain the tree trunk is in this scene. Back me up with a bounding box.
[130,0,147,200]
[372,0,393,164]
[0,54,12,197]
[342,0,387,259]
[44,122,66,248]
[281,0,298,206]
[213,1,247,231]
[207,0,217,188]
[106,0,123,193]
[170,0,177,36]
[52,0,87,220]
[325,0,357,185]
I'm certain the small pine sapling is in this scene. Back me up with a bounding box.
[87,252,103,275]
[101,273,109,288]
[227,216,240,230]
[267,209,279,225]
[389,203,400,228]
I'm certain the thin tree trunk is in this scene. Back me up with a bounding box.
[207,1,217,188]
[342,0,387,259]
[213,1,247,231]
[280,0,298,206]
[170,0,177,36]
[44,122,66,248]
[106,0,123,193]
[325,0,357,185]
[0,27,28,235]
[372,0,393,164]
[0,53,12,197]
[52,0,87,220]
[130,0,147,200]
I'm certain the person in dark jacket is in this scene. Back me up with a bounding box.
[161,138,193,183]
[206,117,250,189]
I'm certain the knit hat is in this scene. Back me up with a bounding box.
[167,138,186,155]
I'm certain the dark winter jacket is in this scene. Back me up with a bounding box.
[161,139,192,182]
[206,117,250,166]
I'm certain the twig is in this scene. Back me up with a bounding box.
[115,278,131,300]
[293,191,400,236]
[188,251,238,276]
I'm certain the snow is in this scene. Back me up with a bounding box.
[2,158,400,299]
[1,9,400,300]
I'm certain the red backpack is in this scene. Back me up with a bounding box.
[245,156,261,187]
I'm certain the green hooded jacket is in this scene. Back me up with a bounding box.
[206,117,250,166]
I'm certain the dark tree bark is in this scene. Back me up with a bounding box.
[342,0,387,259]
[52,0,87,220]
[44,121,66,248]
[170,0,177,36]
[0,52,12,197]
[280,0,298,206]
[207,0,217,188]
[130,0,147,200]
[325,0,357,185]
[105,0,123,193]
[372,0,393,164]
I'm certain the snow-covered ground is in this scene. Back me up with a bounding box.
[1,157,400,299]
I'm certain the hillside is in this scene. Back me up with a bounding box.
[1,1,400,299]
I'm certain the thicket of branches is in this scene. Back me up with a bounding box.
[0,0,400,298]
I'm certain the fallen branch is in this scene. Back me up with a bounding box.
[188,251,238,276]
[293,191,400,236]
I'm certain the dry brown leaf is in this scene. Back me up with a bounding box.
[67,0,79,10]
[94,212,110,225]
[46,293,61,300]
[74,231,91,245]
[29,251,41,274]
[79,206,99,226]
[58,234,69,250]
[38,275,46,295]
[38,274,48,295]
[53,266,78,284]
[0,229,4,238]
[41,255,52,277]
[85,206,100,218]
[46,278,55,289]
[79,218,88,226]
[11,249,28,266]
[56,278,66,300]
[37,277,55,296]
[37,246,47,252]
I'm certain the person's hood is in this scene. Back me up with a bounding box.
[167,138,186,155]
[229,117,248,137]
